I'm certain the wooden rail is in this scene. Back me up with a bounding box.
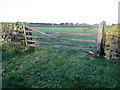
[55,43,97,48]
[26,35,41,38]
[27,39,97,48]
[47,32,97,36]
[25,31,33,33]
[59,37,96,43]
[27,44,89,54]
[27,40,51,44]
[28,44,38,47]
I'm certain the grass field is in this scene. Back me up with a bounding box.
[33,27,93,32]
[2,47,120,88]
[2,26,120,88]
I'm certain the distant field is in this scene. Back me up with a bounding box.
[32,27,98,33]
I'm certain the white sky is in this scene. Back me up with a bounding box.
[0,0,119,25]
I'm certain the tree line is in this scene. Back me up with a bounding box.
[27,22,99,26]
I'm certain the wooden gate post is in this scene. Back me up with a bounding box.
[97,21,106,56]
[23,24,28,47]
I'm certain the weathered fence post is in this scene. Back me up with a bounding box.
[97,21,106,56]
[23,24,28,47]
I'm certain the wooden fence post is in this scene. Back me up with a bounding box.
[97,21,106,56]
[23,24,28,47]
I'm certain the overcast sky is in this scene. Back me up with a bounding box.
[0,0,119,25]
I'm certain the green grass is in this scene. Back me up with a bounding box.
[2,47,120,88]
[32,27,98,36]
[81,28,98,34]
